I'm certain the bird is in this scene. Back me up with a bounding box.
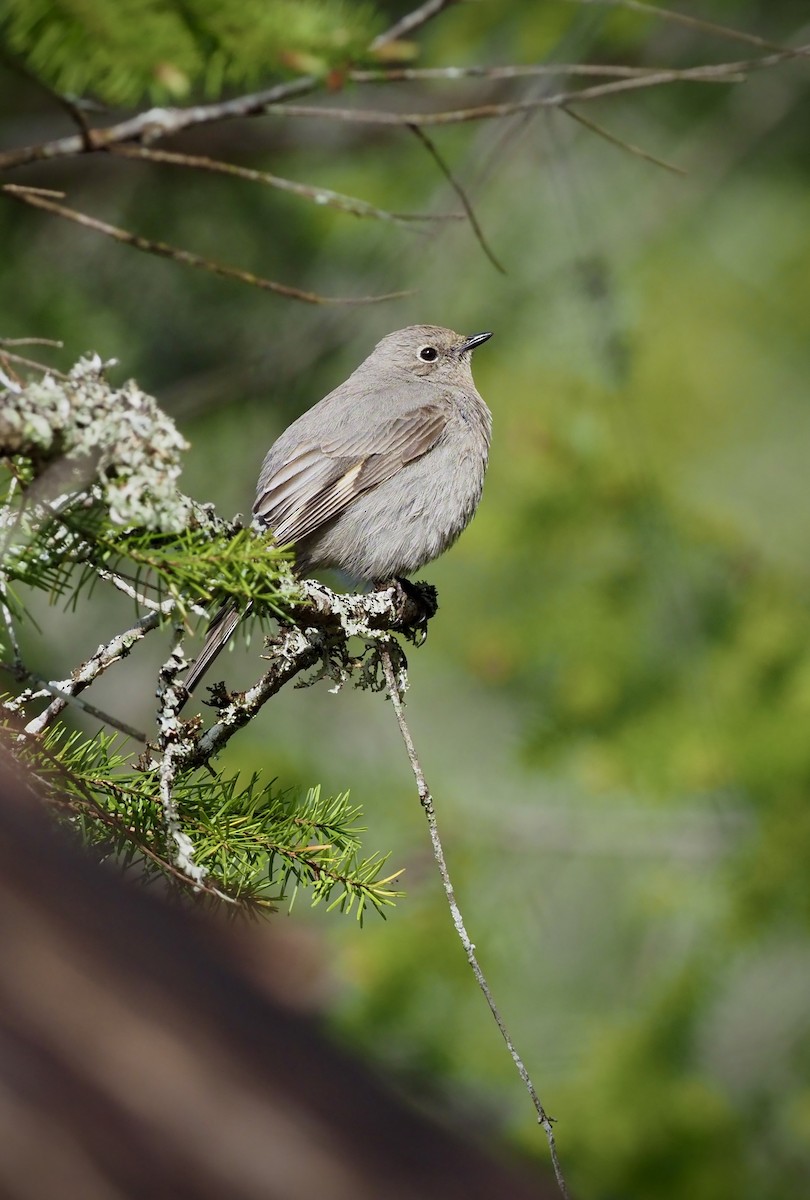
[183,324,492,699]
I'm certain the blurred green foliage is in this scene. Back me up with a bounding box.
[1,0,381,102]
[2,0,810,1195]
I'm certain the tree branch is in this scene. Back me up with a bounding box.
[573,0,810,56]
[371,0,459,50]
[261,55,806,125]
[0,46,804,174]
[23,603,172,737]
[1,185,411,304]
[408,124,506,273]
[108,144,462,225]
[177,579,436,770]
[564,105,686,175]
[378,641,570,1198]
[0,0,460,175]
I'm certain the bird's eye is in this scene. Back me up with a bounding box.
[419,346,438,361]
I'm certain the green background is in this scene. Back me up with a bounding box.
[2,1,810,1194]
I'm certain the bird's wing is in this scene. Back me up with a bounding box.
[253,404,447,545]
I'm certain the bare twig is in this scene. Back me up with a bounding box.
[0,46,94,142]
[0,337,63,348]
[572,0,810,56]
[0,44,804,175]
[564,105,687,174]
[0,660,147,742]
[1,185,411,305]
[0,0,458,175]
[42,688,147,742]
[378,641,570,1199]
[0,348,69,379]
[408,124,506,273]
[350,61,742,83]
[109,144,461,225]
[0,77,319,173]
[23,603,172,737]
[0,573,22,669]
[93,565,207,619]
[371,0,459,49]
[269,46,809,127]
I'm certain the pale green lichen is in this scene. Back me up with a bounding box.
[1,355,192,530]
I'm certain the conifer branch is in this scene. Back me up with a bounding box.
[1,359,430,911]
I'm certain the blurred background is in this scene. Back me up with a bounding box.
[2,1,810,1195]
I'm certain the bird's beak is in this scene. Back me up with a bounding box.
[458,331,493,355]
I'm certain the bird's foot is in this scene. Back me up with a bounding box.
[374,577,438,644]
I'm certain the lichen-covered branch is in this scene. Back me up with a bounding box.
[180,578,437,769]
[1,355,427,909]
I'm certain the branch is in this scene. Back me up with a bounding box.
[0,337,63,348]
[0,346,68,379]
[0,77,318,173]
[156,629,212,888]
[177,579,436,770]
[0,660,147,742]
[0,43,804,174]
[370,0,459,50]
[1,185,411,305]
[109,145,462,226]
[378,642,570,1198]
[261,55,807,125]
[349,61,746,83]
[564,106,687,175]
[0,0,459,175]
[408,124,506,273]
[23,603,171,737]
[572,0,810,56]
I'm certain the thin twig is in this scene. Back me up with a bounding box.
[378,640,570,1199]
[23,603,172,737]
[0,660,147,742]
[572,0,810,56]
[0,337,64,348]
[0,46,94,142]
[370,0,458,49]
[408,124,506,273]
[262,65,753,126]
[0,0,458,174]
[108,145,461,225]
[350,61,743,83]
[0,44,803,175]
[564,105,687,174]
[0,576,22,669]
[1,185,411,305]
[0,348,69,379]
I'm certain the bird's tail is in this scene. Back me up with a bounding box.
[182,600,252,704]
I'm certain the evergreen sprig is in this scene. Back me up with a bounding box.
[1,0,382,105]
[0,356,405,918]
[3,499,296,617]
[6,720,402,918]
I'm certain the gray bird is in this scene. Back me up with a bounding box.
[183,324,492,697]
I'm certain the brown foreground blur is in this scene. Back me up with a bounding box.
[0,756,553,1200]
